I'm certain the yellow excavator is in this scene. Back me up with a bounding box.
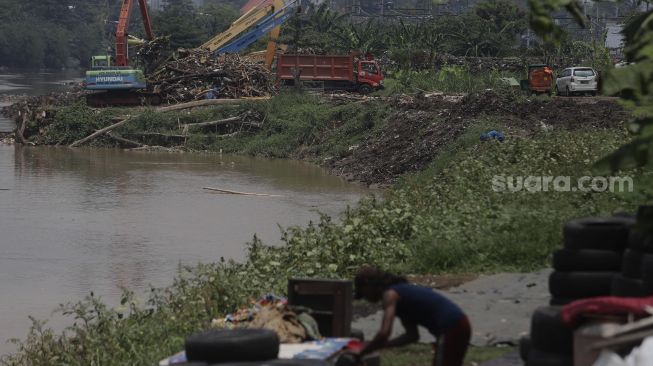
[201,0,300,68]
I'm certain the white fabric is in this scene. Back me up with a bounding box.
[593,337,653,366]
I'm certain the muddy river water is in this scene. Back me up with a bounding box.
[0,73,369,355]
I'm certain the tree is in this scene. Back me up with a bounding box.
[153,0,205,49]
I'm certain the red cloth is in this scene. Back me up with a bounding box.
[561,296,653,325]
[345,339,364,352]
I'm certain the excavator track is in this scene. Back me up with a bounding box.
[85,91,162,108]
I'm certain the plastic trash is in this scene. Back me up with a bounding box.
[480,130,505,142]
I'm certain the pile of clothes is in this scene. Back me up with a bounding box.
[211,294,321,343]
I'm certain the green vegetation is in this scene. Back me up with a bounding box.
[283,0,528,63]
[377,67,520,95]
[381,344,514,366]
[0,0,238,69]
[5,90,646,364]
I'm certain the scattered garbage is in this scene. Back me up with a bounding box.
[210,294,321,343]
[148,49,276,104]
[480,130,505,142]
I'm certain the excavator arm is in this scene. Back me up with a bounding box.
[115,0,154,67]
[201,0,300,68]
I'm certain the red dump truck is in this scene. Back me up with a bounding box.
[276,53,384,93]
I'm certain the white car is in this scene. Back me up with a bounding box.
[555,67,598,96]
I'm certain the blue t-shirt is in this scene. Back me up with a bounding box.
[390,283,465,336]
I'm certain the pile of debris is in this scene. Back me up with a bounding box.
[136,36,172,74]
[148,49,277,104]
[2,89,85,143]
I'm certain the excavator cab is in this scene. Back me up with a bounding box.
[90,56,113,69]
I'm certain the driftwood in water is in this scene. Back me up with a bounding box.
[14,108,30,144]
[203,187,282,197]
[69,116,132,148]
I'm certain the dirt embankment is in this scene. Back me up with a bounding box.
[327,92,629,185]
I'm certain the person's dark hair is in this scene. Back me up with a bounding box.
[353,266,407,299]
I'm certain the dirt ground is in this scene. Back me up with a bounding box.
[328,92,630,185]
[352,269,552,347]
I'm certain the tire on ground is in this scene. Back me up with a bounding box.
[530,306,573,355]
[549,271,615,299]
[185,328,279,363]
[563,217,633,251]
[519,336,532,362]
[526,348,573,366]
[622,249,644,278]
[552,249,622,272]
[611,274,653,297]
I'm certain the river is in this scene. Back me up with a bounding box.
[0,72,369,355]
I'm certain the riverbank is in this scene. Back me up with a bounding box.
[2,90,629,186]
[1,90,645,365]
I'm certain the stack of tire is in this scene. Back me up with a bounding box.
[181,329,330,366]
[520,215,635,366]
[611,224,653,297]
[550,216,633,306]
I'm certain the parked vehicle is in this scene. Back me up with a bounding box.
[555,67,598,96]
[276,53,384,94]
[520,64,554,95]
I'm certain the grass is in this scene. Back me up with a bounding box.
[381,344,515,366]
[3,91,647,365]
[375,67,522,96]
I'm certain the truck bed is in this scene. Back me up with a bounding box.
[277,54,355,82]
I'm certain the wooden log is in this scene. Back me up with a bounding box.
[203,187,283,197]
[155,99,244,113]
[106,132,146,148]
[181,116,241,129]
[155,96,269,113]
[69,116,131,148]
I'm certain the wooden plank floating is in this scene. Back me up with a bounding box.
[203,187,283,197]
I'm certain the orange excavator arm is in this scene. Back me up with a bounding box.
[115,0,155,67]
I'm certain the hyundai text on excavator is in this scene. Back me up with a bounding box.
[83,0,161,107]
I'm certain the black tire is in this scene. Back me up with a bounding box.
[526,348,573,366]
[641,254,653,283]
[549,271,615,299]
[358,85,373,94]
[552,249,622,272]
[185,329,279,363]
[549,297,575,306]
[563,217,633,251]
[622,249,644,278]
[530,306,573,355]
[519,336,532,362]
[611,274,652,297]
[629,228,653,252]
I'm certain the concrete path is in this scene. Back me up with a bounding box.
[351,269,552,346]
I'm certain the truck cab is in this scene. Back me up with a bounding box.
[357,60,384,93]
